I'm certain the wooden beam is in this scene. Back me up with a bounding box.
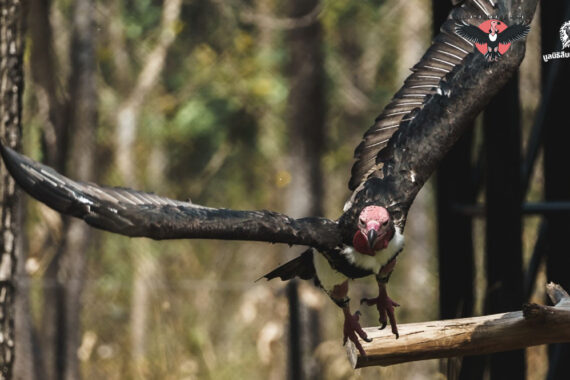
[346,283,570,369]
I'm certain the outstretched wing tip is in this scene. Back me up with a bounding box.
[0,141,18,167]
[348,15,477,192]
[455,23,488,44]
[498,24,530,44]
[2,143,341,248]
[0,142,43,191]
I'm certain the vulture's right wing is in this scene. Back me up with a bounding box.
[341,0,536,232]
[0,144,342,250]
[347,5,488,193]
[496,24,531,44]
[455,23,490,45]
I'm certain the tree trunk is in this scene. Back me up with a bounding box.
[433,1,483,379]
[109,0,181,373]
[484,77,524,380]
[37,0,98,378]
[27,0,68,171]
[25,1,70,379]
[13,204,42,380]
[59,0,98,379]
[0,0,24,378]
[285,0,325,379]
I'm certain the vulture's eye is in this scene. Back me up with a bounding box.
[359,219,365,227]
[383,220,388,226]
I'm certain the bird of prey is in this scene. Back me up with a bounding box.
[456,19,530,61]
[0,0,532,357]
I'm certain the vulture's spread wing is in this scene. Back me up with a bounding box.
[347,19,478,192]
[342,0,534,231]
[0,144,341,250]
[497,24,530,44]
[455,23,490,45]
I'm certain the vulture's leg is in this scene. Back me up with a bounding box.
[330,280,371,357]
[360,258,400,338]
[313,253,370,355]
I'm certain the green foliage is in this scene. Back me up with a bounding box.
[20,0,441,379]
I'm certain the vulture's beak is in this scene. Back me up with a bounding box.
[367,229,378,251]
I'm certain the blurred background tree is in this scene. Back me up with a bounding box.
[7,0,553,379]
[0,0,24,378]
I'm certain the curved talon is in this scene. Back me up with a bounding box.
[360,296,379,307]
[343,310,370,357]
[362,286,400,338]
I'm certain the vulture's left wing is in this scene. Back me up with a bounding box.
[0,144,341,250]
[497,24,530,44]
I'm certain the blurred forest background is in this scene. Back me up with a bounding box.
[5,0,556,379]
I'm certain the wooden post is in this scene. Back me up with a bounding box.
[484,74,524,379]
[541,2,570,378]
[433,0,476,329]
[346,283,570,368]
[433,1,482,377]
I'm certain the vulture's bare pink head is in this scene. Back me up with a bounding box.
[490,20,500,34]
[352,205,394,256]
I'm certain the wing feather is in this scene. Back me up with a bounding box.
[455,23,489,44]
[0,144,341,250]
[348,18,475,191]
[497,24,530,44]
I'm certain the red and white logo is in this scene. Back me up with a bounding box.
[456,19,530,62]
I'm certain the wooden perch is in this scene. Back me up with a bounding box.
[347,283,570,369]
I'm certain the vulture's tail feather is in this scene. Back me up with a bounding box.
[260,248,315,281]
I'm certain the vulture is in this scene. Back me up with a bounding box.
[455,19,530,61]
[0,0,535,357]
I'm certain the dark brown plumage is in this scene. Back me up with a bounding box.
[349,19,473,193]
[0,0,536,356]
[0,0,521,254]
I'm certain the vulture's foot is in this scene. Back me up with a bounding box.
[360,283,400,338]
[342,309,371,356]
